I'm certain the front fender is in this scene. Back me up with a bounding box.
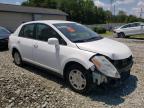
[60,54,95,76]
[62,58,93,70]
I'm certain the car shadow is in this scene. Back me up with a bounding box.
[21,63,138,106]
[115,36,144,40]
[127,37,144,40]
[89,75,138,106]
[22,63,66,88]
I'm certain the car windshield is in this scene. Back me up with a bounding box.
[0,27,10,36]
[54,23,103,43]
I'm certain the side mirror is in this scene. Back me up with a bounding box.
[48,38,59,45]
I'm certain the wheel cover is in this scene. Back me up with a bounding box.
[14,52,21,65]
[69,69,86,90]
[120,33,125,38]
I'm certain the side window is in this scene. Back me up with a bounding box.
[19,24,35,39]
[36,24,67,45]
[122,24,130,28]
[135,23,140,26]
[130,23,138,27]
[130,24,135,27]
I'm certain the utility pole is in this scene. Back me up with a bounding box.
[114,0,116,16]
[110,0,113,15]
[140,8,143,18]
[110,0,116,16]
[95,0,100,8]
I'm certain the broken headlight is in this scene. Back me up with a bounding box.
[90,55,120,78]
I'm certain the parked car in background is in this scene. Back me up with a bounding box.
[9,20,133,94]
[113,22,144,38]
[0,26,11,49]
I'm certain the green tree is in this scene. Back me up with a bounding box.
[105,10,112,23]
[117,10,127,23]
[21,0,143,24]
[22,0,57,9]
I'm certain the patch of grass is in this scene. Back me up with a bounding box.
[129,34,144,39]
[99,31,113,37]
[100,32,144,39]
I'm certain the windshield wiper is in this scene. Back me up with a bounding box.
[73,36,102,43]
[83,36,102,42]
[73,40,86,43]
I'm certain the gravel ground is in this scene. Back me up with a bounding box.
[0,38,144,108]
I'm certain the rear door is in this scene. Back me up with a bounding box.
[129,23,141,35]
[18,23,36,61]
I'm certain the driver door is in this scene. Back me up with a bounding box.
[33,23,66,73]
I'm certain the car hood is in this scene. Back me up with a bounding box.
[113,27,120,31]
[76,38,132,60]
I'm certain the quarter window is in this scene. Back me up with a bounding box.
[133,23,140,27]
[19,24,35,39]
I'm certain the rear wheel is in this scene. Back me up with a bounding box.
[13,51,23,66]
[65,64,93,94]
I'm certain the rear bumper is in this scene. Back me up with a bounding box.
[0,39,8,48]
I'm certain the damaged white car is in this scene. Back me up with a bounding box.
[9,20,133,94]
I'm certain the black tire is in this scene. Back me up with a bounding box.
[13,51,23,66]
[118,32,125,38]
[65,64,93,94]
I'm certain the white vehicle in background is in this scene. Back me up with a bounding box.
[113,22,144,38]
[9,20,133,94]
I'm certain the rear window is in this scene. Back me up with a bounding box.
[0,27,10,36]
[19,24,35,39]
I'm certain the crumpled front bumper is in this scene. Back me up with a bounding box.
[91,61,133,85]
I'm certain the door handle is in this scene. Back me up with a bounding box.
[17,41,20,44]
[34,45,38,48]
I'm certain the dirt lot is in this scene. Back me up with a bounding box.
[0,38,144,108]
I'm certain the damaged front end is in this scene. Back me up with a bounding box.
[89,55,133,85]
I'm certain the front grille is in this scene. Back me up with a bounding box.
[109,56,133,70]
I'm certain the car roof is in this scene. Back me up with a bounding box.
[0,26,6,29]
[0,26,10,32]
[125,22,143,25]
[23,20,75,25]
[119,22,143,28]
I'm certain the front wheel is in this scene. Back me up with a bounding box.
[117,32,125,38]
[65,64,93,94]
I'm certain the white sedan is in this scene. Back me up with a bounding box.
[113,22,144,38]
[9,20,133,94]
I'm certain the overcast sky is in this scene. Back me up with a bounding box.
[93,0,144,17]
[0,0,25,5]
[0,0,144,17]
